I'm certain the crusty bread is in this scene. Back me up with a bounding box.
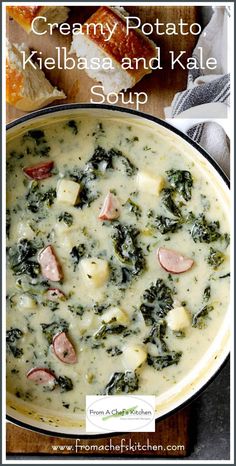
[7,6,69,34]
[6,39,66,111]
[70,6,157,95]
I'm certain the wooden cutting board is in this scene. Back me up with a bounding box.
[6,5,199,457]
[6,405,191,457]
[6,5,200,123]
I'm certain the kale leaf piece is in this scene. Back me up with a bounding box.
[154,216,183,234]
[162,188,182,217]
[144,320,182,370]
[22,130,51,157]
[94,324,127,340]
[8,239,40,279]
[70,244,86,271]
[57,376,73,392]
[140,279,174,325]
[26,181,56,213]
[192,305,214,329]
[191,214,221,243]
[144,320,168,352]
[112,223,145,277]
[6,209,11,239]
[66,120,78,135]
[203,285,211,302]
[147,352,182,370]
[207,247,225,269]
[58,212,73,227]
[103,371,139,395]
[167,169,193,201]
[6,328,23,358]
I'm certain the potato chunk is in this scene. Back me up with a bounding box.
[57,179,80,205]
[102,307,129,325]
[137,170,164,196]
[166,306,191,331]
[80,258,109,287]
[123,344,147,371]
[19,294,36,309]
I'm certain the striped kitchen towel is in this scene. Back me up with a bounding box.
[165,6,230,177]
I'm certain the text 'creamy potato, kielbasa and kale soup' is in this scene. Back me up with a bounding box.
[6,116,230,419]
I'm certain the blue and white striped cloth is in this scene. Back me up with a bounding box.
[165,7,230,176]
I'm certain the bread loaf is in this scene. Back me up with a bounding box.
[6,39,66,111]
[70,6,157,94]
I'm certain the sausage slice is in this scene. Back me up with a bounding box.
[99,193,120,220]
[27,368,56,388]
[23,161,54,180]
[38,246,63,282]
[52,332,77,364]
[157,247,194,274]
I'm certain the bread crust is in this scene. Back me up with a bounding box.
[6,6,69,33]
[7,6,47,33]
[6,41,66,111]
[83,6,157,82]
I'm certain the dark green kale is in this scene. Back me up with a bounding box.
[143,320,168,352]
[162,188,182,217]
[58,212,73,227]
[154,216,183,234]
[70,244,86,271]
[103,371,139,395]
[219,272,230,279]
[26,181,56,213]
[207,247,225,269]
[192,305,214,329]
[57,376,73,392]
[191,214,221,243]
[66,120,78,135]
[144,320,182,370]
[93,303,109,315]
[124,198,142,218]
[109,148,137,176]
[86,146,113,174]
[221,233,230,249]
[140,279,174,325]
[94,323,126,340]
[203,285,211,302]
[112,223,145,277]
[106,346,123,357]
[68,304,85,316]
[6,328,23,358]
[167,169,193,201]
[22,130,50,157]
[147,352,182,370]
[41,320,69,344]
[8,239,40,279]
[6,209,11,239]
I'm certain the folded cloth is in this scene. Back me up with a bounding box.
[165,6,230,178]
[188,122,230,177]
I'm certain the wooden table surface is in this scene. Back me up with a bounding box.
[6,5,199,457]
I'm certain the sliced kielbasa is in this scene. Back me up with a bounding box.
[98,193,120,220]
[27,368,56,388]
[52,332,77,364]
[23,161,54,180]
[157,247,194,274]
[38,246,63,282]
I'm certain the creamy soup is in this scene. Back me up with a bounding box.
[6,116,230,418]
